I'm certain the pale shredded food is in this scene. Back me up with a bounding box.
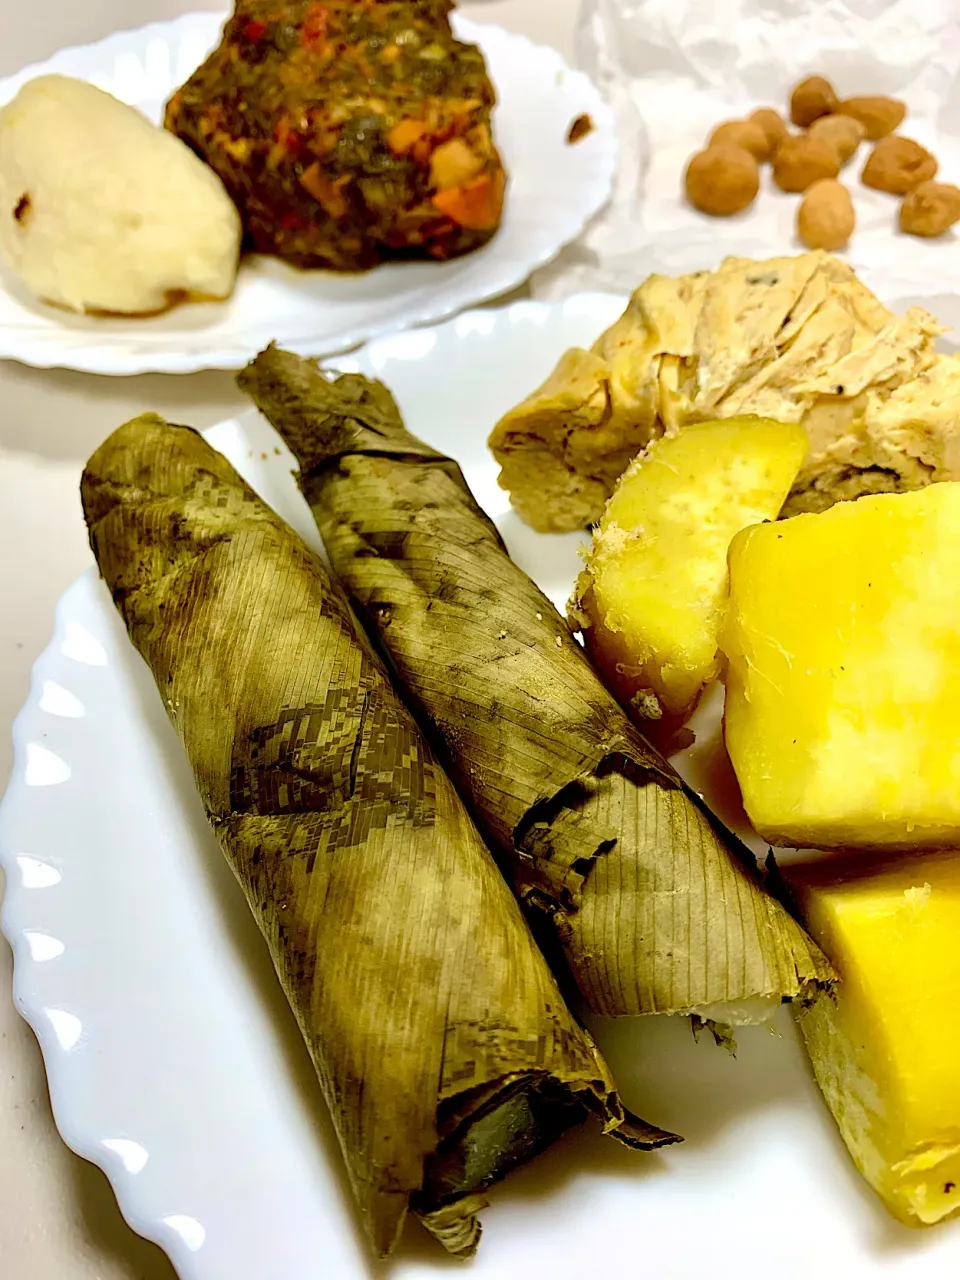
[490,251,960,532]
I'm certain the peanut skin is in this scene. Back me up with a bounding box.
[773,134,841,193]
[861,136,937,195]
[749,107,789,155]
[684,145,760,215]
[900,181,960,237]
[839,95,906,141]
[807,115,866,166]
[790,76,840,127]
[708,119,770,162]
[797,179,855,250]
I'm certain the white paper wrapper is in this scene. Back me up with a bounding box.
[533,0,960,323]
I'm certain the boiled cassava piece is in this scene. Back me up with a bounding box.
[788,852,960,1228]
[722,482,960,852]
[81,415,674,1262]
[239,347,835,1024]
[577,416,808,723]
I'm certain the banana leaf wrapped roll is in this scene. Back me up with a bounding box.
[239,348,836,1022]
[81,415,676,1262]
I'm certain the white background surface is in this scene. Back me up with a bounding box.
[0,5,579,1278]
[535,0,960,306]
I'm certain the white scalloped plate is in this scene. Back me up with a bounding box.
[0,12,616,374]
[3,295,958,1280]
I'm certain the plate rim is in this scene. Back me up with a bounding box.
[0,12,618,376]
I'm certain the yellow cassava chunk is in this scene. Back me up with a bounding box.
[578,416,807,719]
[789,852,960,1226]
[723,482,960,849]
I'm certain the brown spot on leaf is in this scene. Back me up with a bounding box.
[13,193,30,224]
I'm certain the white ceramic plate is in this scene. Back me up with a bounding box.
[0,12,616,375]
[2,294,958,1280]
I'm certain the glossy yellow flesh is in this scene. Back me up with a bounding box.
[790,853,960,1226]
[580,416,807,718]
[723,482,960,849]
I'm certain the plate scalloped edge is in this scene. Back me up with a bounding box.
[0,573,203,1277]
[0,12,619,375]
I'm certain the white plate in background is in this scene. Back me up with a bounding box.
[2,294,957,1279]
[0,12,616,374]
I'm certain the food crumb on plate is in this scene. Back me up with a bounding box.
[567,113,594,144]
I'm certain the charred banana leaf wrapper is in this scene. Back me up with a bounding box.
[81,417,676,1261]
[165,0,505,271]
[240,348,836,1020]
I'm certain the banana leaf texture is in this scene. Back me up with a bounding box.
[81,415,677,1261]
[239,348,836,1021]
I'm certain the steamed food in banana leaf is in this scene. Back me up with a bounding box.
[239,347,835,1026]
[80,415,672,1261]
[489,251,960,533]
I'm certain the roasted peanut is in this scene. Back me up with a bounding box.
[861,135,937,195]
[708,119,770,161]
[749,107,789,155]
[807,114,866,166]
[899,181,960,237]
[839,95,906,140]
[773,134,841,193]
[790,75,840,127]
[797,179,855,250]
[684,145,759,215]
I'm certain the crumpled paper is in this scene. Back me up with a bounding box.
[532,0,960,322]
